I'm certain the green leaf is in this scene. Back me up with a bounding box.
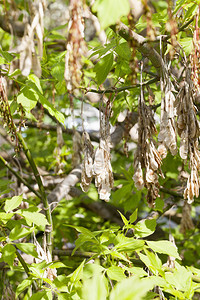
[9,225,34,241]
[29,291,52,300]
[0,212,14,224]
[17,79,65,124]
[0,57,6,64]
[69,226,98,239]
[114,234,144,252]
[164,261,192,292]
[129,209,138,223]
[107,266,126,281]
[70,259,85,283]
[84,263,105,279]
[19,210,49,227]
[16,243,38,258]
[115,42,131,60]
[93,0,130,29]
[48,261,69,269]
[179,37,194,56]
[110,276,155,300]
[53,275,69,293]
[16,279,32,298]
[39,93,65,125]
[28,74,43,93]
[17,86,38,112]
[146,240,181,259]
[94,52,113,85]
[4,195,23,212]
[109,250,131,263]
[0,50,14,62]
[154,198,164,212]
[118,211,129,226]
[1,244,16,267]
[143,249,163,275]
[51,63,65,81]
[134,219,156,238]
[83,267,107,300]
[8,69,21,77]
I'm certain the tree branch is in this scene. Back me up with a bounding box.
[111,23,163,75]
[84,77,159,94]
[0,15,25,37]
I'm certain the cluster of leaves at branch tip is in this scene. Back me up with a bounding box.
[81,105,113,201]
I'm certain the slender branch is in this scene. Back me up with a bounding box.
[15,249,38,291]
[0,155,41,198]
[160,187,182,198]
[15,250,30,276]
[17,133,53,256]
[84,77,159,94]
[13,120,99,143]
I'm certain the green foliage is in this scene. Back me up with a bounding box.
[92,0,130,29]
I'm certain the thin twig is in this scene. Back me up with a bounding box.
[84,77,159,94]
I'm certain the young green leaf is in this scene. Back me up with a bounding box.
[83,267,107,300]
[134,219,156,238]
[16,243,38,258]
[70,259,85,284]
[107,266,126,281]
[94,52,113,85]
[1,244,16,267]
[129,209,138,224]
[16,279,33,298]
[146,240,181,259]
[4,195,23,213]
[20,210,49,227]
[110,276,155,300]
[9,225,34,241]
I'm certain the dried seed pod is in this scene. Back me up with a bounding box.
[133,162,144,190]
[93,139,113,201]
[80,132,94,193]
[72,131,82,167]
[158,70,177,156]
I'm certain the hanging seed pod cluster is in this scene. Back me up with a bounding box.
[0,77,21,151]
[133,83,163,207]
[64,0,86,95]
[15,0,46,77]
[81,101,113,201]
[175,74,200,203]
